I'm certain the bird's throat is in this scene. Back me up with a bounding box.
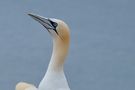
[47,38,69,72]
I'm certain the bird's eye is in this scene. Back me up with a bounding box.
[52,22,58,28]
[49,19,58,28]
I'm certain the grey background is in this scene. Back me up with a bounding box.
[0,0,135,90]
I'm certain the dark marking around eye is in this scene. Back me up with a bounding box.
[48,19,58,28]
[48,19,59,36]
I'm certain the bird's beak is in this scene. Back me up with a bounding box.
[28,13,56,31]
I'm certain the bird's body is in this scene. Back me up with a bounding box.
[16,13,70,90]
[16,82,37,90]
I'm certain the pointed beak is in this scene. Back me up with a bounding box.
[28,13,56,31]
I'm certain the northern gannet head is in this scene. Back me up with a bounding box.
[28,13,70,43]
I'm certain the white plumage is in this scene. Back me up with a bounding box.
[16,13,70,90]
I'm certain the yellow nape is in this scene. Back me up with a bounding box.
[16,82,36,90]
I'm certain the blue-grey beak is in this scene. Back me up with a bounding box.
[28,13,58,33]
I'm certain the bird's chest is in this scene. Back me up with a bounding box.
[38,72,70,90]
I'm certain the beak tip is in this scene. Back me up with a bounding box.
[27,13,33,17]
[27,13,30,16]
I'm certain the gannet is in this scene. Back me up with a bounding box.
[16,13,70,90]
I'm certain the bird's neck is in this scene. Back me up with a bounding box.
[47,38,69,72]
[38,37,70,90]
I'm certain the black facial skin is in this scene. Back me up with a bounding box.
[48,19,58,28]
[48,19,59,35]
